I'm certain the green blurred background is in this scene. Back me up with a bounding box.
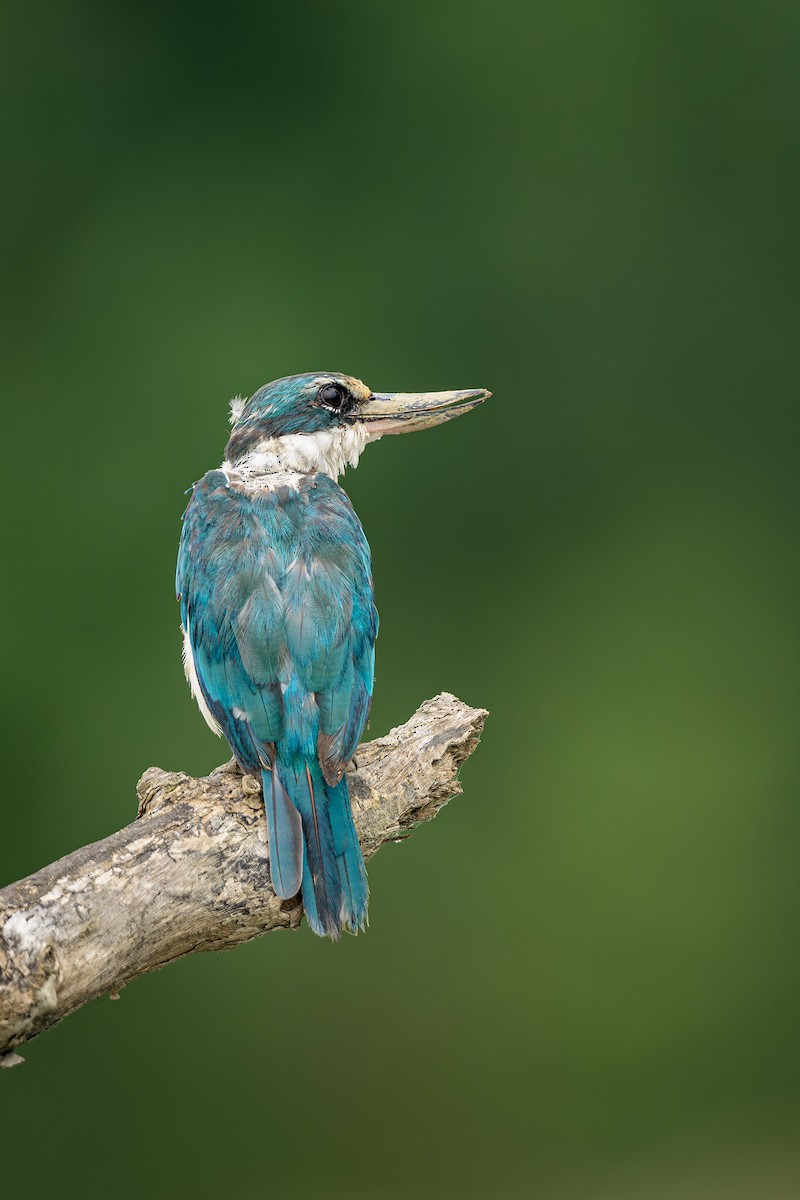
[2,2,799,1197]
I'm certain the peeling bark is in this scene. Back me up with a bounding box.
[0,693,487,1062]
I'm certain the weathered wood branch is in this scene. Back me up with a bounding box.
[0,693,486,1064]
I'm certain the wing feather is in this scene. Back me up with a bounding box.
[177,470,377,786]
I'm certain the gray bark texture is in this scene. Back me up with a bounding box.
[0,693,487,1065]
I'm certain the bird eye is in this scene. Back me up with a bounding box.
[317,383,347,410]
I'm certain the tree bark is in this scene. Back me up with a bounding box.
[0,693,487,1064]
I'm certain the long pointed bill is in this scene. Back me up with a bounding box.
[357,388,490,435]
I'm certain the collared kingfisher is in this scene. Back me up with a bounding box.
[176,372,489,938]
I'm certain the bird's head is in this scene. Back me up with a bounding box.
[223,371,490,479]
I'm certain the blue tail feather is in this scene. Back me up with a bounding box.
[276,759,368,938]
[328,778,369,933]
[262,767,303,899]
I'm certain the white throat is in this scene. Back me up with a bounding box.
[223,425,373,482]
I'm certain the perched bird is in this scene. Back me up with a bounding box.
[176,372,488,938]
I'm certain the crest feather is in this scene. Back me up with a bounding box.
[229,395,246,425]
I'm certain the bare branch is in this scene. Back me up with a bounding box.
[0,693,487,1063]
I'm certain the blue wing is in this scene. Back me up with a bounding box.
[176,470,377,771]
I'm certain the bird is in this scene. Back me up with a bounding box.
[176,371,489,938]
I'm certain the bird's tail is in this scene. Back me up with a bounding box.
[263,758,368,939]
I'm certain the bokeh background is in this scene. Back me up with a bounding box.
[2,2,799,1197]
